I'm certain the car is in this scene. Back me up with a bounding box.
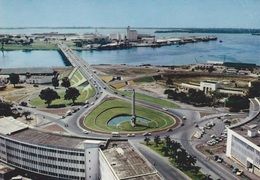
[182,116,186,120]
[162,107,168,111]
[82,130,89,134]
[217,157,223,163]
[143,132,151,136]
[167,128,172,132]
[236,170,243,176]
[91,102,94,105]
[84,104,89,108]
[194,124,198,127]
[213,155,219,161]
[181,122,184,126]
[232,167,239,173]
[127,134,135,137]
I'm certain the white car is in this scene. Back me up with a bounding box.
[127,134,135,137]
[82,130,89,134]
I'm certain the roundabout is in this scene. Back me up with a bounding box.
[82,98,177,134]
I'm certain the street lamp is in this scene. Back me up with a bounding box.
[34,113,37,127]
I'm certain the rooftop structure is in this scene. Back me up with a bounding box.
[0,67,54,75]
[100,140,163,180]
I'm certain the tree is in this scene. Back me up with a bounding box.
[170,140,182,156]
[22,111,31,120]
[9,73,20,87]
[174,148,188,168]
[166,77,173,87]
[0,100,13,116]
[64,87,80,104]
[52,77,59,89]
[160,145,170,156]
[39,88,60,107]
[164,135,172,148]
[248,80,260,98]
[144,137,150,145]
[154,135,161,147]
[61,77,71,89]
[226,95,249,111]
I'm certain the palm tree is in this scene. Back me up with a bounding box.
[160,145,170,156]
[164,135,171,148]
[174,148,188,168]
[186,154,197,168]
[144,137,150,145]
[154,135,161,147]
[170,140,181,156]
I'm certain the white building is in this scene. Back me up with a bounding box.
[200,80,221,94]
[109,33,122,41]
[0,117,163,180]
[226,97,260,177]
[126,26,138,42]
[26,75,53,84]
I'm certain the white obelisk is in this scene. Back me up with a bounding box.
[131,89,136,126]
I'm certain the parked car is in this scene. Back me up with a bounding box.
[213,155,219,161]
[217,157,223,163]
[236,170,243,176]
[232,167,239,173]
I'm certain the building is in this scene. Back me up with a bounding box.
[200,80,221,94]
[0,68,55,84]
[0,117,163,180]
[226,97,260,177]
[180,80,244,95]
[126,26,138,42]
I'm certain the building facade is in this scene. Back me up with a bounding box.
[226,98,260,177]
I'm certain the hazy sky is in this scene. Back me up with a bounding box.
[1,0,260,28]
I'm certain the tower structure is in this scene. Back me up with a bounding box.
[131,89,136,126]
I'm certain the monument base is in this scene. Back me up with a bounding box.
[131,115,136,127]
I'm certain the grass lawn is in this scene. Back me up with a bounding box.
[3,42,57,50]
[112,87,179,108]
[84,99,175,133]
[133,76,155,83]
[30,85,94,108]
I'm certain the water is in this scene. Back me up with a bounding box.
[107,115,150,126]
[0,50,64,68]
[0,28,260,68]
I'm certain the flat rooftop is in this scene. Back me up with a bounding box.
[0,116,28,135]
[0,67,54,75]
[231,98,260,146]
[102,140,163,180]
[0,116,86,150]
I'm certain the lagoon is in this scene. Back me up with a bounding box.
[0,31,260,68]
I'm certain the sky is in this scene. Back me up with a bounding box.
[0,0,260,28]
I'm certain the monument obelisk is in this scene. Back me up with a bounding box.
[131,89,136,126]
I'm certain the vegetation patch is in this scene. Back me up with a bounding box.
[111,82,127,89]
[143,136,208,180]
[84,99,175,133]
[30,86,92,108]
[133,76,155,83]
